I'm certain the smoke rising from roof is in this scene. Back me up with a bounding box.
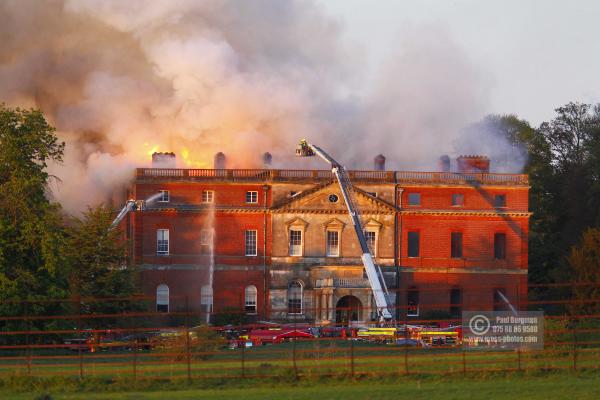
[0,0,524,213]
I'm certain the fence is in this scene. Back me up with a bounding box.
[0,282,598,381]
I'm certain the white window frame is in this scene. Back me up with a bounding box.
[287,281,303,315]
[202,190,214,203]
[245,285,257,314]
[326,230,340,257]
[364,230,377,257]
[245,230,257,256]
[158,190,170,203]
[246,191,258,204]
[157,229,169,255]
[156,284,169,312]
[289,229,303,256]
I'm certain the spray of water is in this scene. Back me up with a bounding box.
[205,202,216,324]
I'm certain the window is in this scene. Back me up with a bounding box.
[288,281,303,314]
[245,285,257,314]
[407,287,419,317]
[364,230,377,256]
[408,231,420,257]
[494,194,506,207]
[156,284,169,312]
[202,190,214,203]
[289,229,302,256]
[201,285,213,312]
[328,194,339,203]
[450,287,462,318]
[246,191,258,204]
[408,193,421,206]
[326,230,339,257]
[157,229,169,255]
[245,230,257,256]
[158,190,169,202]
[494,233,506,260]
[451,232,463,259]
[451,193,464,206]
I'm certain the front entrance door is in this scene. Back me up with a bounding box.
[336,295,362,325]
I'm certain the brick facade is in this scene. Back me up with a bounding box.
[126,164,530,324]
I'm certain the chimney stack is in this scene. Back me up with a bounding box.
[262,152,272,168]
[456,155,490,173]
[214,152,226,169]
[374,154,386,171]
[152,152,176,168]
[438,155,451,172]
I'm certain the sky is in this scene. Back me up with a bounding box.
[318,0,600,125]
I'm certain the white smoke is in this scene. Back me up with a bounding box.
[0,0,524,213]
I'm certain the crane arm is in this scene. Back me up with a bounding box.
[296,139,393,321]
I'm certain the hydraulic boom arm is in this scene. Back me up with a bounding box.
[296,140,393,321]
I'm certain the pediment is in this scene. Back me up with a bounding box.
[285,217,309,229]
[274,181,396,214]
[323,217,346,231]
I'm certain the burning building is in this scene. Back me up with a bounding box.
[124,152,530,323]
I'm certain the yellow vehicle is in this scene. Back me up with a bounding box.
[418,331,460,347]
[357,327,398,342]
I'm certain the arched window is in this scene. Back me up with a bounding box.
[156,284,169,312]
[245,285,257,314]
[201,285,213,312]
[407,286,419,317]
[288,281,303,314]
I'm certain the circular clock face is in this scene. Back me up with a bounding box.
[328,194,339,203]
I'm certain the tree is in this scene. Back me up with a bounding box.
[0,105,67,319]
[65,206,140,316]
[568,228,600,315]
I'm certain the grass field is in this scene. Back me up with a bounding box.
[1,372,599,400]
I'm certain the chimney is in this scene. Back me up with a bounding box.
[214,152,226,169]
[456,155,490,173]
[438,155,451,172]
[374,154,386,171]
[262,152,272,168]
[152,152,176,168]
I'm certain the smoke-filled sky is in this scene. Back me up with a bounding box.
[1,0,568,212]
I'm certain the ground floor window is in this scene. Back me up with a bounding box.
[156,284,169,312]
[245,285,257,314]
[288,281,303,314]
[407,287,419,317]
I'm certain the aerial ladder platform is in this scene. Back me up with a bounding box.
[296,139,393,321]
